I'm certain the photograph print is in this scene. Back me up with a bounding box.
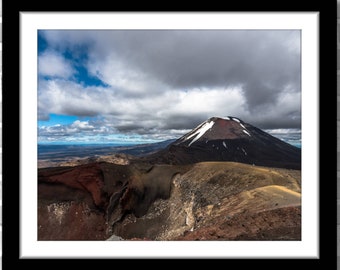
[18,12,319,259]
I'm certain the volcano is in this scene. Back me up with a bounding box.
[144,116,301,169]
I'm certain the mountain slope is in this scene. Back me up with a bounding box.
[143,116,301,169]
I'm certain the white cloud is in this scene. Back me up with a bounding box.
[38,79,115,117]
[70,120,94,130]
[166,87,246,118]
[38,50,75,78]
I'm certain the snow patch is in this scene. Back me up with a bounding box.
[187,120,215,146]
[241,148,247,155]
[223,116,230,120]
[222,141,227,149]
[243,130,251,136]
[232,117,240,123]
[240,123,246,129]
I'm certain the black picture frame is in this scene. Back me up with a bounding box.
[4,1,336,268]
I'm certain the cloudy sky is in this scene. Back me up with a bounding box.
[38,30,301,144]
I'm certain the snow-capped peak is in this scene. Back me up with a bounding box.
[185,120,215,146]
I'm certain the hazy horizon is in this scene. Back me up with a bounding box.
[37,128,301,149]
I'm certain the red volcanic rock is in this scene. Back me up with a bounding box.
[38,162,140,208]
[175,206,301,241]
[38,201,108,240]
[39,163,107,207]
[38,162,135,240]
[38,162,189,240]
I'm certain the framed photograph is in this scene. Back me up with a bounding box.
[6,4,335,266]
